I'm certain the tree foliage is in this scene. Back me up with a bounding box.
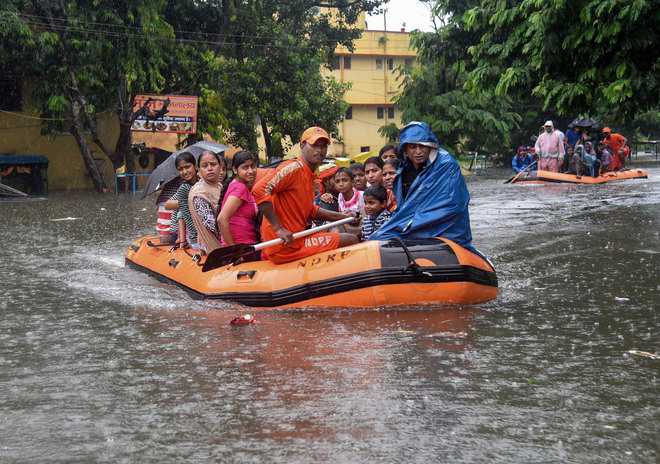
[393,0,659,157]
[2,0,385,190]
[393,0,521,155]
[464,0,660,123]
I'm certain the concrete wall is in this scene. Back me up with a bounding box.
[0,110,119,191]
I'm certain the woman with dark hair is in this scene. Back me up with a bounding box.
[188,151,227,253]
[364,156,384,187]
[379,144,399,162]
[218,151,259,246]
[382,158,399,212]
[164,151,199,247]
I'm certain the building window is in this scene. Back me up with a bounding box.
[404,58,414,69]
[345,107,352,120]
[331,56,340,70]
[343,56,351,70]
[360,146,371,153]
[0,77,22,111]
[387,58,394,70]
[387,107,395,119]
[376,107,384,119]
[375,58,383,70]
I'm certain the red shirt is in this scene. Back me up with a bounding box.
[604,133,627,153]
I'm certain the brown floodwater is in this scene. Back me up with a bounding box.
[1,166,658,463]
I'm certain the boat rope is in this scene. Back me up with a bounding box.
[389,237,432,278]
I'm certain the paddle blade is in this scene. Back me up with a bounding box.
[202,244,256,272]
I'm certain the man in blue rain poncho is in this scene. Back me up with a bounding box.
[370,121,473,250]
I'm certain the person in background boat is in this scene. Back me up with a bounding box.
[511,147,535,173]
[565,145,575,173]
[315,164,340,212]
[370,121,474,250]
[218,150,258,247]
[534,120,565,172]
[334,167,365,216]
[164,152,198,248]
[601,127,629,171]
[581,141,600,177]
[598,142,613,172]
[348,163,367,191]
[155,177,183,245]
[188,150,227,253]
[379,144,400,162]
[382,159,399,212]
[565,123,581,150]
[364,156,384,187]
[252,126,359,264]
[361,185,392,240]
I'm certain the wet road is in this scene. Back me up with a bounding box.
[1,166,658,463]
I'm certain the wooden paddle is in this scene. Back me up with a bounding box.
[504,160,537,184]
[202,216,355,272]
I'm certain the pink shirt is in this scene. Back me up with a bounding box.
[220,179,258,245]
[338,188,365,215]
[535,130,565,158]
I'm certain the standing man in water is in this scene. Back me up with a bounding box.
[534,120,565,172]
[370,121,473,250]
[252,126,358,264]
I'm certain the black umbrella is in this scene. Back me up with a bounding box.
[571,117,599,129]
[141,141,228,198]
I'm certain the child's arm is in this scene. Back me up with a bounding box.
[177,217,187,247]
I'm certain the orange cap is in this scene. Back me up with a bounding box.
[602,127,612,133]
[300,126,330,146]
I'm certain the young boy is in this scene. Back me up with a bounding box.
[361,185,392,240]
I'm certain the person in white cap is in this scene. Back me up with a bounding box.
[534,120,565,172]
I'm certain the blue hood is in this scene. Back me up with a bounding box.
[399,121,440,150]
[370,124,473,250]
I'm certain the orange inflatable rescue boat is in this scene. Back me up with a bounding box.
[511,168,648,185]
[125,237,498,308]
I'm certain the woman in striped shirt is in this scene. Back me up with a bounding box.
[165,152,199,248]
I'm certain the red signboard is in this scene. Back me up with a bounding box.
[131,95,198,134]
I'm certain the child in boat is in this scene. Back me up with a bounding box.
[364,156,384,188]
[334,167,365,216]
[348,163,367,191]
[315,165,340,211]
[218,151,258,246]
[598,143,613,172]
[188,151,227,253]
[361,185,392,240]
[165,151,199,248]
[379,144,399,162]
[382,159,399,212]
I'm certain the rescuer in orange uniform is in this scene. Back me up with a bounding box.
[252,127,359,264]
[602,127,630,171]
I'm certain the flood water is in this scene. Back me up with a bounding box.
[1,166,658,463]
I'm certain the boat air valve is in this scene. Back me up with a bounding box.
[391,238,433,278]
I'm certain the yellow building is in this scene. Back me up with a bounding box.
[327,21,415,157]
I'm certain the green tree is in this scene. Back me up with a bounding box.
[3,0,386,190]
[2,0,173,191]
[464,0,660,124]
[392,0,521,155]
[199,0,385,161]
